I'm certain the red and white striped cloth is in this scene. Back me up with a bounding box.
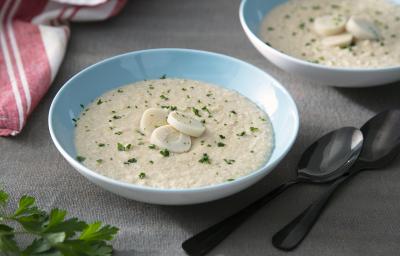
[0,0,126,136]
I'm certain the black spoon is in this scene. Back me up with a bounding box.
[182,127,363,256]
[272,109,400,251]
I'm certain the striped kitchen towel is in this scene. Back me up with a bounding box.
[0,0,126,136]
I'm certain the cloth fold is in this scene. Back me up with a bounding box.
[0,0,126,136]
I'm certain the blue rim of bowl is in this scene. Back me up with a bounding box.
[48,48,299,193]
[239,0,400,72]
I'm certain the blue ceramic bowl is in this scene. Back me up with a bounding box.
[49,48,299,205]
[240,0,400,87]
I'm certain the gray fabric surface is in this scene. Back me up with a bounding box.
[2,0,400,255]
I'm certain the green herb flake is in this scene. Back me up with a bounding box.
[136,130,145,136]
[148,144,156,149]
[199,153,211,164]
[250,127,259,132]
[149,160,154,164]
[80,104,85,108]
[226,178,235,182]
[217,142,225,147]
[138,172,146,179]
[76,156,86,162]
[160,74,167,79]
[219,134,226,139]
[160,95,169,100]
[97,99,103,105]
[224,159,235,165]
[114,131,123,135]
[237,131,246,136]
[117,89,124,93]
[192,107,201,117]
[96,159,103,164]
[267,26,274,31]
[124,158,137,164]
[230,110,237,115]
[113,115,122,119]
[117,143,131,151]
[98,143,106,147]
[299,22,305,29]
[160,148,170,157]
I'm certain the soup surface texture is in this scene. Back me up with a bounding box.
[260,0,400,68]
[75,78,274,189]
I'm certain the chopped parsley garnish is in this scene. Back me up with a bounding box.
[160,74,167,79]
[98,143,106,147]
[181,87,187,91]
[224,159,235,165]
[76,156,86,162]
[250,127,259,132]
[148,144,157,149]
[201,106,211,116]
[114,131,123,135]
[226,178,235,182]
[192,107,201,117]
[217,142,225,147]
[80,104,84,108]
[161,105,177,111]
[149,160,154,164]
[117,143,132,151]
[138,172,146,179]
[267,26,274,31]
[219,134,226,139]
[259,117,267,122]
[117,89,123,93]
[136,130,145,136]
[237,131,246,136]
[160,148,170,157]
[97,99,103,105]
[299,22,305,29]
[160,95,169,100]
[230,110,237,115]
[96,159,103,164]
[113,115,122,119]
[124,158,137,164]
[199,153,211,164]
[201,119,206,124]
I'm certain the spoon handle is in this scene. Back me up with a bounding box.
[272,173,354,251]
[182,181,297,256]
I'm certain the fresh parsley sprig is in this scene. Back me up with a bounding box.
[0,189,118,256]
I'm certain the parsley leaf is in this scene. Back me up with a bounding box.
[0,189,118,256]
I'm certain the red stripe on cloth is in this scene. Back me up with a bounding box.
[14,0,48,22]
[0,47,20,136]
[4,0,28,118]
[67,6,81,20]
[0,0,21,135]
[12,21,51,115]
[109,0,126,18]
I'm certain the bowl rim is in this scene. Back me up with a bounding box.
[239,0,400,72]
[48,48,299,193]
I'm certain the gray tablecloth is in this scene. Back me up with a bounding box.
[2,0,400,255]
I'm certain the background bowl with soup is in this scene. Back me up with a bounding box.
[239,0,400,87]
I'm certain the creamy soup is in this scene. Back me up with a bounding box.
[74,78,274,189]
[260,0,400,68]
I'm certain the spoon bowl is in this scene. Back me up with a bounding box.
[297,127,363,182]
[358,110,400,169]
